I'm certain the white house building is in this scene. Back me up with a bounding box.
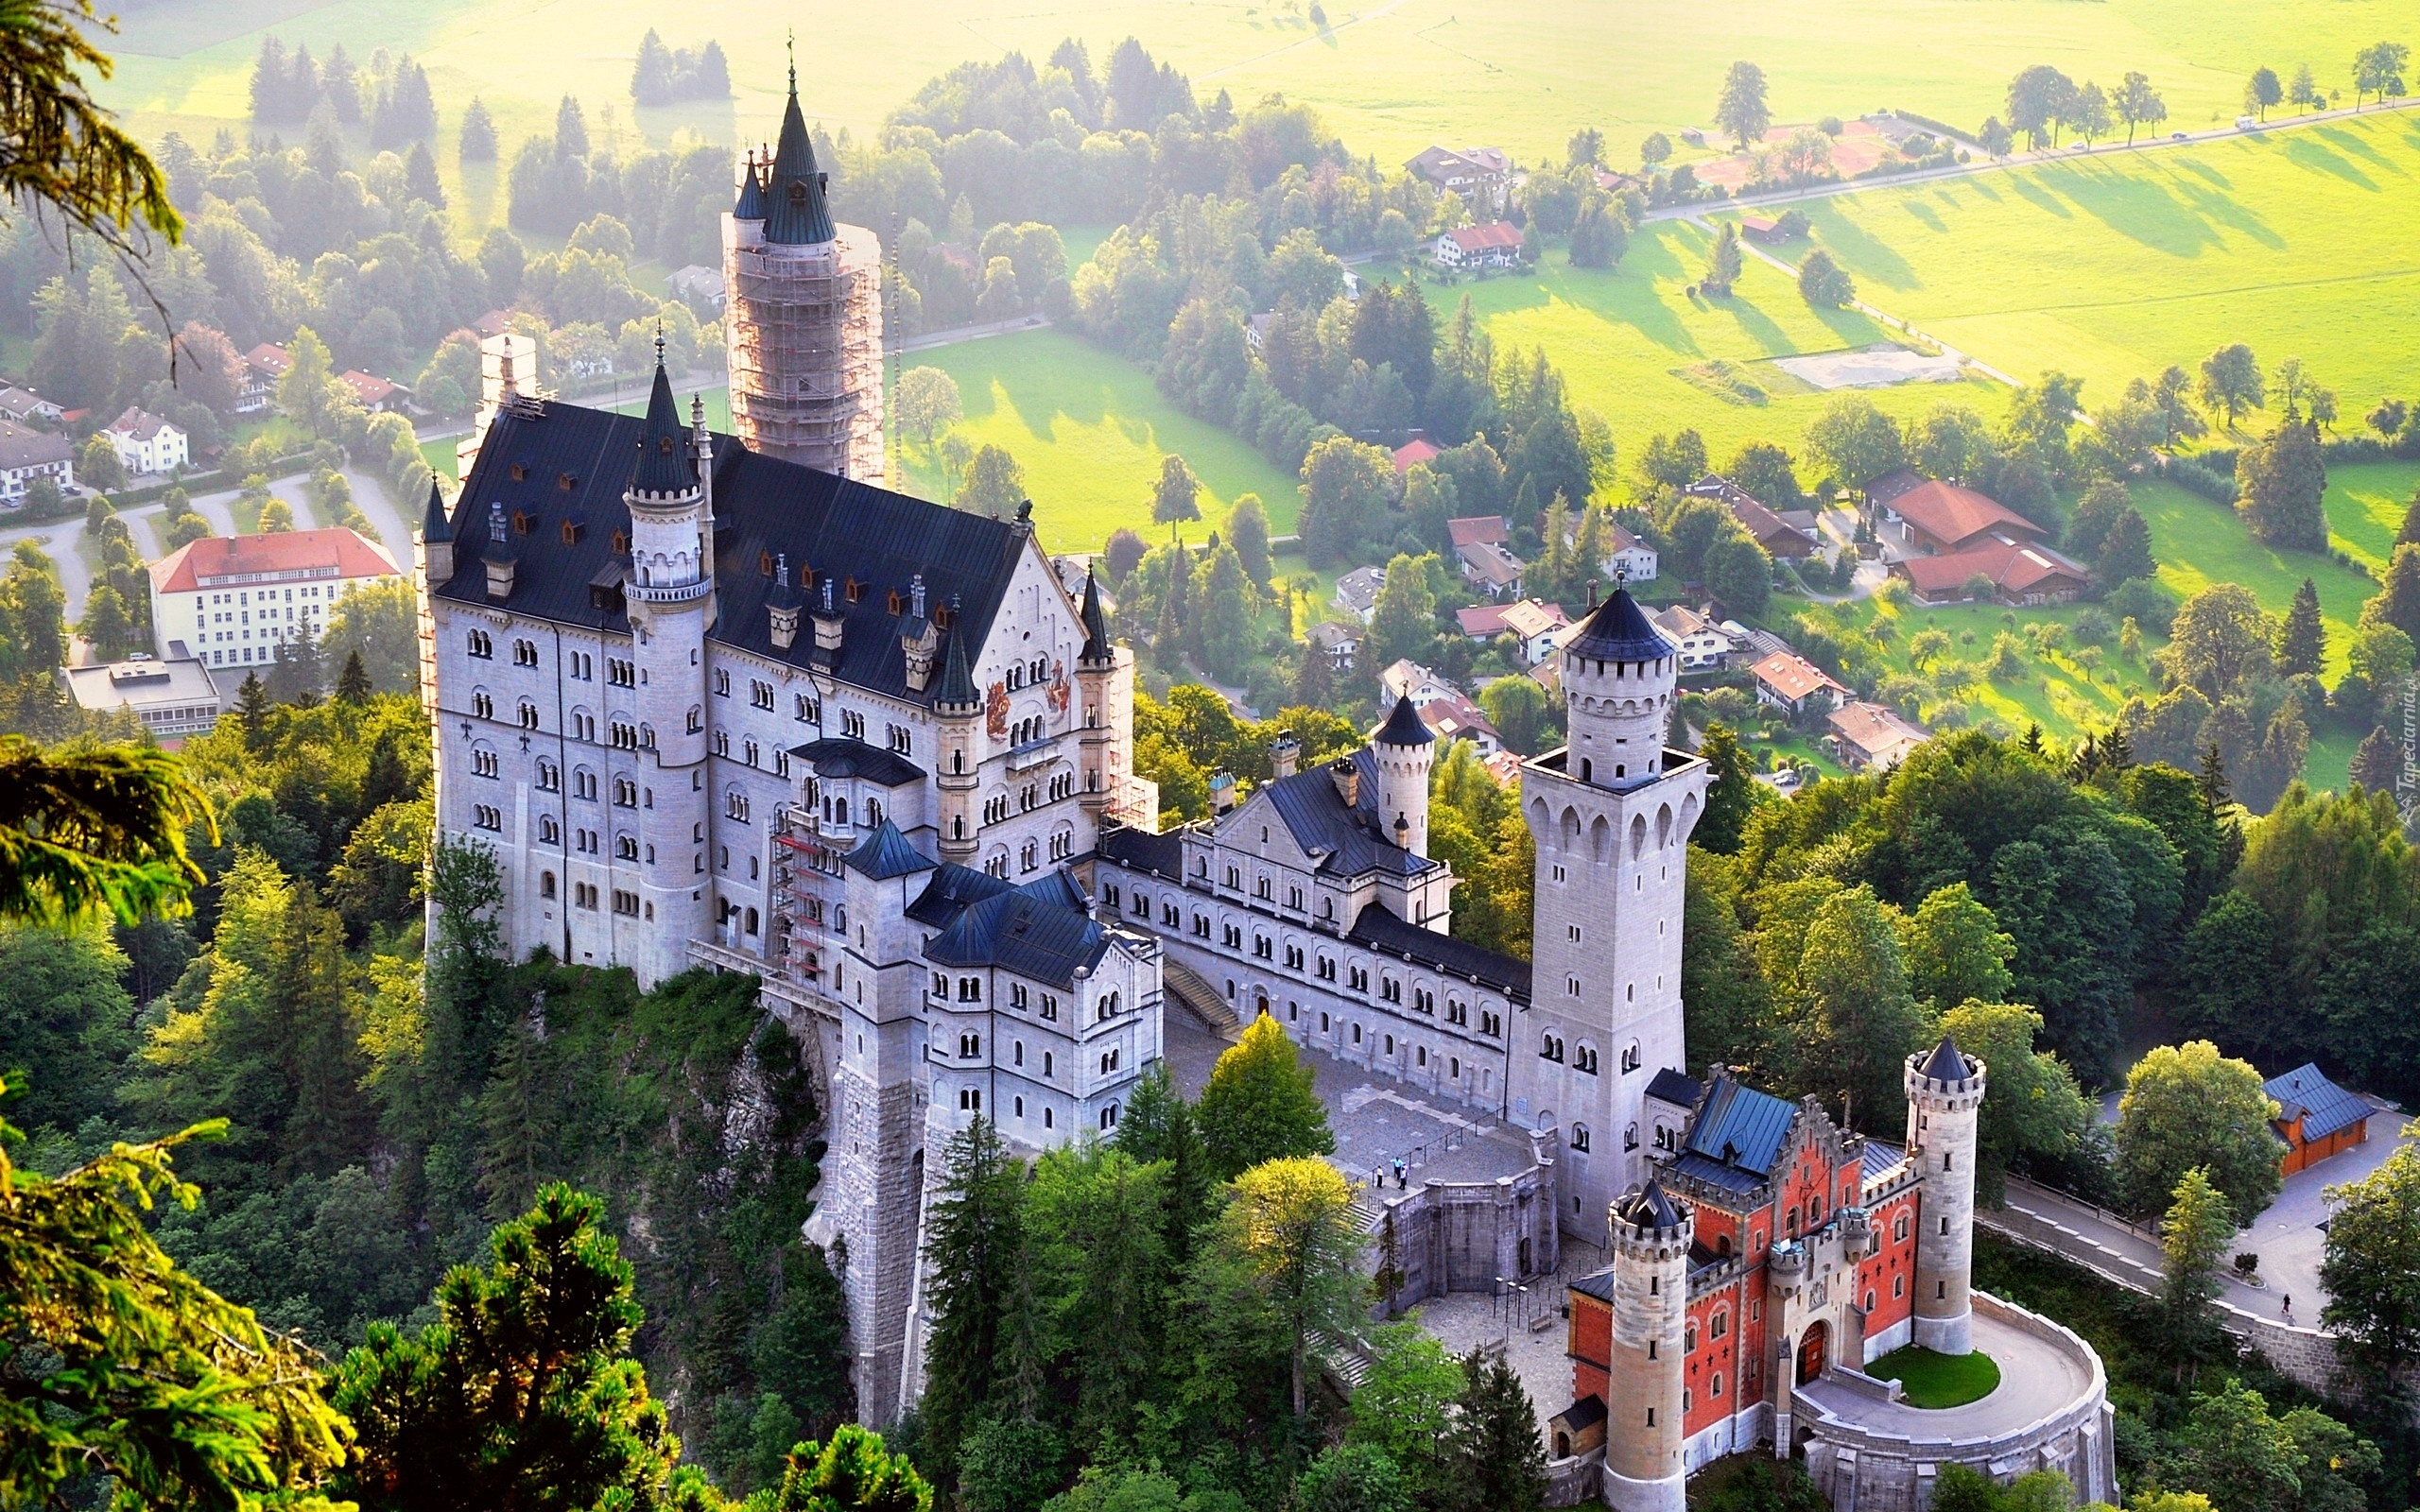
[0,420,73,503]
[149,526,402,672]
[61,653,222,737]
[104,408,189,477]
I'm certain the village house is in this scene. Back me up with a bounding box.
[60,653,222,739]
[1750,649,1848,717]
[668,264,727,311]
[149,526,402,672]
[0,420,74,503]
[1447,514,1510,550]
[1458,539,1528,599]
[1602,521,1660,581]
[0,387,62,425]
[1877,476,2046,557]
[1306,620,1361,671]
[104,407,189,477]
[1824,701,1930,772]
[1891,540,2090,607]
[1433,221,1524,272]
[1379,658,1461,710]
[1393,437,1442,473]
[1651,604,1734,674]
[1685,475,1820,560]
[2263,1063,2372,1175]
[339,369,405,414]
[1406,145,1514,212]
[1336,565,1388,622]
[1458,598,1570,664]
[1392,688,1503,755]
[239,342,290,415]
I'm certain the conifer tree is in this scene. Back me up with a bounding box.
[1198,1012,1335,1181]
[2360,543,2420,645]
[237,670,273,749]
[458,97,497,163]
[2098,507,2156,586]
[764,1424,932,1512]
[1443,1345,1547,1512]
[2350,725,2402,793]
[921,1119,1028,1474]
[337,647,374,704]
[1693,723,1757,854]
[2276,577,2326,678]
[2397,485,2420,547]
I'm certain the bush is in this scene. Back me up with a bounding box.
[2164,455,2238,505]
[2103,577,2179,638]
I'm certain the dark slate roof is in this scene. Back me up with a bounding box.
[1616,1179,1686,1230]
[1666,1150,1762,1196]
[734,150,766,219]
[924,869,1116,988]
[1919,1035,1970,1083]
[1099,823,1183,880]
[629,358,696,496]
[935,614,978,708]
[1551,1395,1607,1432]
[1682,1074,1796,1180]
[1348,902,1530,999]
[2265,1063,2372,1143]
[907,863,1013,929]
[1570,1268,1616,1304]
[1262,749,1436,881]
[1019,868,1090,914]
[422,477,451,542]
[1645,1069,1703,1109]
[789,737,925,787]
[1859,1139,1907,1182]
[1375,694,1433,747]
[843,820,937,879]
[763,67,836,245]
[435,399,1028,706]
[1562,587,1672,662]
[1079,570,1110,662]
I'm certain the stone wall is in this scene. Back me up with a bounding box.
[1373,1160,1563,1312]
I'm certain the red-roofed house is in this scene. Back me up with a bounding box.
[1824,701,1930,772]
[240,343,290,414]
[1458,597,1571,663]
[1434,221,1524,271]
[1891,539,2090,607]
[104,406,189,476]
[1393,437,1442,473]
[148,526,402,672]
[1447,515,1509,549]
[1750,650,1849,716]
[339,369,403,413]
[1685,474,1819,559]
[473,309,516,339]
[1882,479,2045,556]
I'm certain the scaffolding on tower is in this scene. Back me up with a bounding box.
[725,224,886,484]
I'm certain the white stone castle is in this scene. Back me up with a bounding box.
[420,76,2112,1510]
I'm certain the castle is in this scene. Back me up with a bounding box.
[419,75,2114,1510]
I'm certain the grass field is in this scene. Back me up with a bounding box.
[96,0,2420,224]
[1424,223,2010,463]
[1783,113,2420,421]
[893,327,1301,552]
[1865,1344,2001,1408]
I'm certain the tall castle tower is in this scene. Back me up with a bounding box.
[1372,695,1436,863]
[1906,1036,1985,1354]
[723,60,886,482]
[622,352,717,985]
[1604,1181,1691,1512]
[1516,588,1708,1242]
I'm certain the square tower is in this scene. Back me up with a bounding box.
[1514,590,1707,1246]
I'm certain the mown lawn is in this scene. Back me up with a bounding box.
[894,327,1302,553]
[1866,1344,2002,1408]
[1420,223,2010,465]
[1794,114,2420,420]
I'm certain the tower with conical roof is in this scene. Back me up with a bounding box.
[1604,1180,1692,1512]
[1373,694,1435,861]
[722,51,885,481]
[1905,1034,1986,1354]
[1072,567,1139,832]
[1513,583,1710,1246]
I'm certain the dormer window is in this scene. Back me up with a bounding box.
[759,551,774,577]
[561,518,584,545]
[844,577,862,603]
[611,529,629,554]
[511,509,532,535]
[887,590,903,614]
[509,462,528,482]
[659,435,675,455]
[557,472,576,491]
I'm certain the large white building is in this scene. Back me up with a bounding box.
[104,406,189,477]
[149,526,401,672]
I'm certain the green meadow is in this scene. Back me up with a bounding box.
[99,0,2414,208]
[1784,113,2420,421]
[1424,222,2008,463]
[895,328,1300,554]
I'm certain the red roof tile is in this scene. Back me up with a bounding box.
[148,526,399,594]
[1889,479,2041,552]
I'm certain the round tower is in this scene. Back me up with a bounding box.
[622,351,716,986]
[1604,1180,1691,1512]
[1372,694,1435,858]
[1557,587,1676,789]
[1906,1035,1986,1355]
[934,600,983,864]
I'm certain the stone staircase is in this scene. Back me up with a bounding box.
[1161,956,1241,1044]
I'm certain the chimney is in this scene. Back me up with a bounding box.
[811,576,844,659]
[482,501,516,603]
[910,572,926,620]
[901,583,939,693]
[1270,729,1300,781]
[1210,770,1237,816]
[1329,757,1359,808]
[769,554,803,650]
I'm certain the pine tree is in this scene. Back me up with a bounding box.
[1444,1345,1547,1512]
[2362,544,2420,645]
[337,648,373,704]
[921,1119,1027,1474]
[2276,577,2326,678]
[2350,726,2402,793]
[237,671,272,750]
[458,97,497,163]
[403,139,444,208]
[1694,723,1756,854]
[1198,1012,1336,1181]
[2397,485,2420,547]
[2099,507,2156,586]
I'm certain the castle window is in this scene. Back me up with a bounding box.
[1254,936,1272,960]
[958,978,981,1002]
[473,692,494,720]
[1193,915,1210,938]
[538,760,562,791]
[511,508,532,535]
[958,1033,979,1058]
[1624,1122,1639,1151]
[1317,954,1335,981]
[1285,943,1304,970]
[714,669,731,696]
[844,577,862,603]
[1481,1010,1502,1038]
[1350,965,1369,992]
[1685,1325,1696,1351]
[1710,1311,1728,1339]
[510,463,528,481]
[514,639,538,665]
[752,679,775,710]
[1098,1104,1119,1130]
[614,778,637,807]
[1380,976,1400,1003]
[518,701,538,730]
[467,629,493,659]
[557,472,576,491]
[958,1088,981,1111]
[562,519,583,545]
[612,529,628,554]
[473,803,501,831]
[472,748,499,779]
[612,889,639,916]
[887,590,903,614]
[1041,994,1057,1022]
[1621,1042,1642,1073]
[616,834,638,861]
[1446,998,1466,1025]
[1893,1275,1905,1298]
[540,871,557,900]
[759,551,774,577]
[1573,1043,1598,1074]
[795,693,819,722]
[1893,1214,1910,1243]
[575,882,598,909]
[1570,1123,1590,1152]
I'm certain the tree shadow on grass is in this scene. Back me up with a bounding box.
[2281,134,2378,191]
[1803,207,1917,292]
[2315,123,2410,177]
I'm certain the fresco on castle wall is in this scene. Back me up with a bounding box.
[987,681,1009,740]
[1048,660,1069,714]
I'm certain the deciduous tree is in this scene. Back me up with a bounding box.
[1198,1012,1336,1181]
[2115,1040,2282,1219]
[2116,72,2167,142]
[2198,343,2264,428]
[1714,61,1772,150]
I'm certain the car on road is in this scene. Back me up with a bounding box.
[2172,131,2189,141]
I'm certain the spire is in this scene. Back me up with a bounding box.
[1616,1178,1686,1231]
[733,146,765,219]
[1920,1035,1970,1083]
[421,477,451,542]
[762,56,835,245]
[1079,566,1110,663]
[936,595,978,710]
[1562,583,1671,662]
[628,353,698,497]
[1375,694,1433,747]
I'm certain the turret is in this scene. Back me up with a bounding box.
[1072,568,1132,832]
[480,501,516,603]
[1603,1181,1690,1512]
[1906,1035,1986,1355]
[762,59,835,247]
[934,600,982,864]
[1372,694,1434,860]
[420,477,453,584]
[1558,585,1677,789]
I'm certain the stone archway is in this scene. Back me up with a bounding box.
[1797,1320,1829,1385]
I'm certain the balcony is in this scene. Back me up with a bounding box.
[1006,732,1062,774]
